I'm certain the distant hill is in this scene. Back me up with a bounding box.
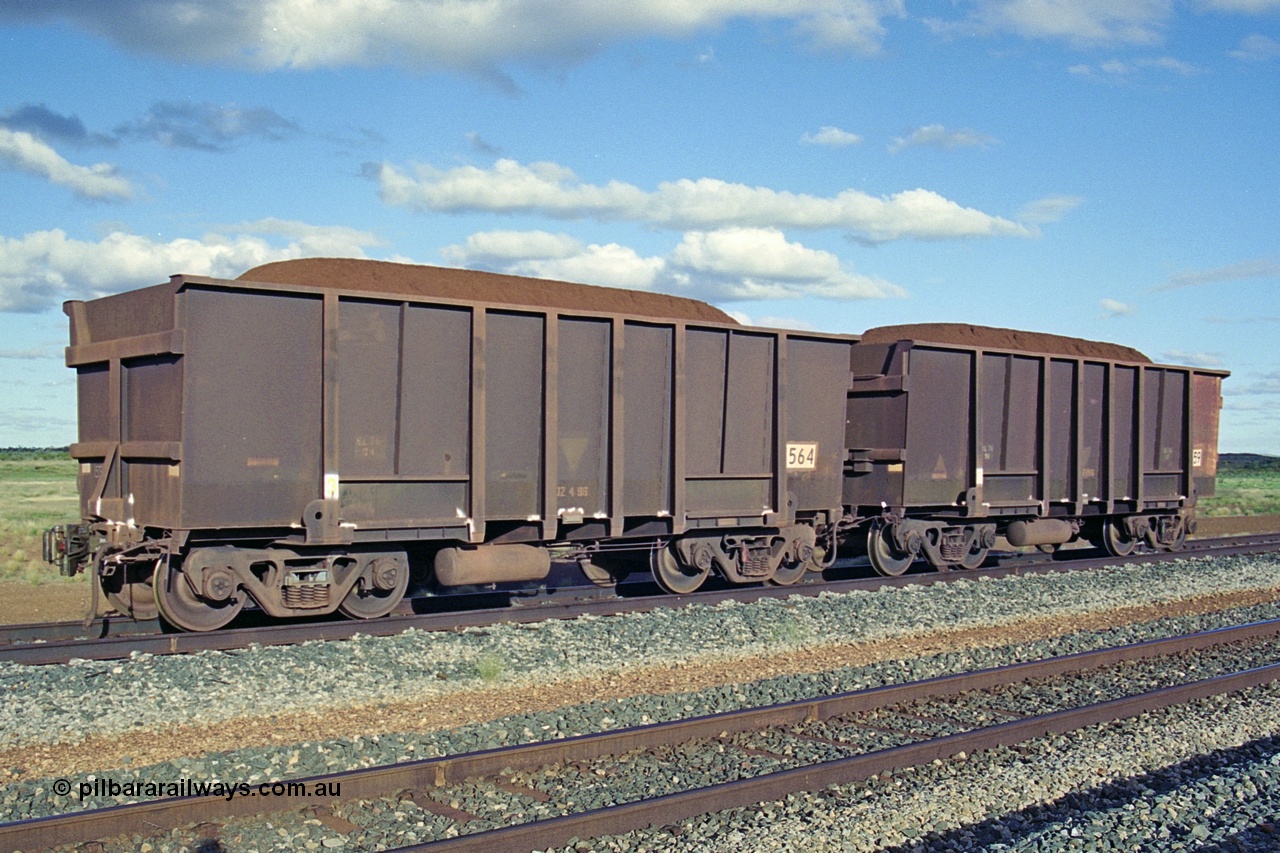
[1219,453,1280,471]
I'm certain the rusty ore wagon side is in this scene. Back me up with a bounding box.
[51,266,853,629]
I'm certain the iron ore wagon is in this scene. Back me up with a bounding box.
[44,259,1227,631]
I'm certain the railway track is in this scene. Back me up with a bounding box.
[4,532,1280,667]
[6,618,1280,852]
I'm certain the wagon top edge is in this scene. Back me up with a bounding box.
[859,323,1229,377]
[60,261,863,341]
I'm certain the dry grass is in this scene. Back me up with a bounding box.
[0,454,81,583]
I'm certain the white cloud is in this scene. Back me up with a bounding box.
[926,0,1172,46]
[0,222,382,312]
[375,158,1032,242]
[888,124,998,153]
[1099,298,1136,317]
[1153,258,1280,291]
[1229,34,1280,62]
[0,1,902,76]
[801,126,863,146]
[724,311,820,330]
[442,229,664,290]
[440,229,583,265]
[443,226,906,302]
[507,243,667,291]
[0,128,134,200]
[670,228,905,300]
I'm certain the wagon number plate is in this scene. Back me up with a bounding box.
[786,442,818,471]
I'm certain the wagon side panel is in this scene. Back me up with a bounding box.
[1191,372,1224,500]
[179,286,323,528]
[783,337,852,516]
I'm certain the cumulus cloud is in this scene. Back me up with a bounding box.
[925,0,1173,47]
[668,227,905,299]
[0,221,383,312]
[440,229,583,265]
[1099,298,1136,317]
[1152,258,1280,291]
[888,124,998,153]
[1229,34,1280,61]
[508,243,668,291]
[0,128,134,200]
[801,126,863,146]
[373,158,1032,242]
[442,226,906,302]
[0,1,902,75]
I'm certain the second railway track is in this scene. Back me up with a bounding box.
[6,618,1280,852]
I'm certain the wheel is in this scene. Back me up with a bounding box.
[1102,517,1137,557]
[579,558,620,587]
[154,563,245,632]
[867,522,914,577]
[959,540,988,570]
[338,555,409,620]
[1149,519,1187,552]
[768,558,809,586]
[1162,523,1187,552]
[105,580,158,621]
[651,543,710,594]
[100,561,159,621]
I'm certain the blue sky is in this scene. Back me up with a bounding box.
[1,1,1277,451]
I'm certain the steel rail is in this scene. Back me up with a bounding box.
[408,658,1280,853]
[4,617,1280,852]
[3,531,1279,666]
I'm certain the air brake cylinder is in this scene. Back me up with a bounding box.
[1004,518,1076,547]
[434,544,552,586]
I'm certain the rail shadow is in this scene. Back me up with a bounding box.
[872,735,1280,853]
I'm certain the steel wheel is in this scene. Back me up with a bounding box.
[338,555,409,620]
[1158,521,1187,552]
[579,558,620,587]
[867,522,914,577]
[102,569,159,621]
[1102,517,1137,557]
[154,564,245,632]
[651,543,709,594]
[958,540,988,570]
[768,558,809,586]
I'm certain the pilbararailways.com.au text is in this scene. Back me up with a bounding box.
[55,777,341,802]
